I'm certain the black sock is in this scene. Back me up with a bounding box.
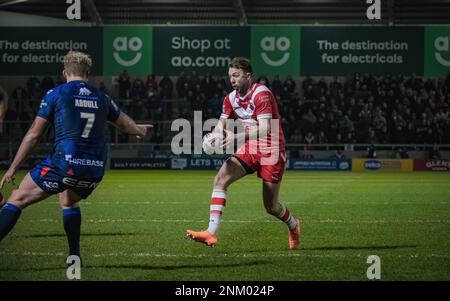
[62,207,81,256]
[0,203,22,241]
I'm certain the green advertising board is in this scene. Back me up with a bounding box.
[424,26,450,76]
[103,26,152,76]
[251,26,301,77]
[302,27,423,75]
[0,27,102,75]
[3,26,450,78]
[153,27,249,75]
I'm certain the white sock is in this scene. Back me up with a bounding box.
[207,189,227,235]
[277,204,298,231]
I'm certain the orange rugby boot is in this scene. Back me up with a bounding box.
[288,218,301,250]
[186,230,218,247]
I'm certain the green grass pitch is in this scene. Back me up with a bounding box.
[0,170,449,280]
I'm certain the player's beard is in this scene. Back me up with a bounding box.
[235,79,252,96]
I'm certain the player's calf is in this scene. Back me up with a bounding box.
[0,203,22,241]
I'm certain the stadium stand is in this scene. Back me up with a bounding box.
[1,0,449,157]
[1,0,450,25]
[1,73,449,146]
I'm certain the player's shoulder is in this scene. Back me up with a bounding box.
[252,83,273,101]
[42,83,64,100]
[252,83,272,95]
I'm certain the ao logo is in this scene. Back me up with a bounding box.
[260,36,290,67]
[434,36,450,67]
[113,36,143,67]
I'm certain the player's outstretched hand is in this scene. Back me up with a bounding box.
[136,124,153,139]
[0,168,16,191]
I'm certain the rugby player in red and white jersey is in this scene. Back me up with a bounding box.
[186,57,300,249]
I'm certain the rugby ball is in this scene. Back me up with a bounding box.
[202,132,224,155]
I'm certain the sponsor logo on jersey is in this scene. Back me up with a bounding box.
[75,99,99,109]
[39,99,47,108]
[79,87,92,96]
[43,181,59,191]
[64,155,104,167]
[62,177,100,189]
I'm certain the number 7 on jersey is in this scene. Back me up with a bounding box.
[80,112,95,138]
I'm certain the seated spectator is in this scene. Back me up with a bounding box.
[201,73,216,99]
[176,71,187,97]
[131,78,146,99]
[41,76,55,96]
[26,76,41,99]
[367,144,377,158]
[117,70,131,99]
[12,86,27,100]
[291,128,303,144]
[256,75,269,86]
[271,75,284,97]
[304,132,315,144]
[331,150,345,159]
[150,130,163,144]
[395,147,410,159]
[56,74,65,86]
[367,129,379,144]
[284,75,296,96]
[160,74,174,99]
[145,74,158,98]
[429,144,441,160]
[99,82,109,95]
[317,131,328,144]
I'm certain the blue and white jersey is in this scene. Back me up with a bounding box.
[37,80,121,178]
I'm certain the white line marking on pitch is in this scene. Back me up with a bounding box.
[24,218,450,224]
[36,200,450,206]
[0,251,449,259]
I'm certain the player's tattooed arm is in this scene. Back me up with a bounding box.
[112,111,153,139]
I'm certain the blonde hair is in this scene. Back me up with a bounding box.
[63,51,92,77]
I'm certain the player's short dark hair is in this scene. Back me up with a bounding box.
[64,51,92,78]
[228,57,253,74]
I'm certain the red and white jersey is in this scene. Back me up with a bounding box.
[220,83,286,147]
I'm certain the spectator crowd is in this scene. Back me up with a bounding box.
[2,71,450,145]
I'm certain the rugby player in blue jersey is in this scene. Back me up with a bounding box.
[0,51,152,261]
